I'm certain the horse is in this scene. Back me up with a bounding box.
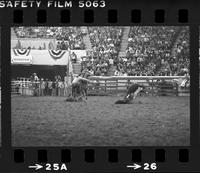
[78,71,94,101]
[71,74,91,102]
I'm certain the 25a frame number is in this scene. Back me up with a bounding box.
[45,163,67,171]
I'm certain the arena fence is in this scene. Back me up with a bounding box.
[11,76,189,97]
[11,80,66,96]
[88,76,190,96]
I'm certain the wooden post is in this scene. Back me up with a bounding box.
[116,79,118,92]
[150,79,153,96]
[127,79,130,88]
[97,79,99,96]
[176,83,179,96]
[105,80,107,93]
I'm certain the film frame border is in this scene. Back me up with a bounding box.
[0,0,199,172]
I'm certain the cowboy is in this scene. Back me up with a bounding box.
[32,73,39,96]
[40,78,45,96]
[71,73,95,100]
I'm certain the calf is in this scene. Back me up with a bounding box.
[124,83,146,101]
[115,83,146,104]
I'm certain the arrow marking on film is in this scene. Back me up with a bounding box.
[126,163,141,170]
[28,164,43,170]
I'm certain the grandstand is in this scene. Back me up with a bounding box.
[11,26,189,79]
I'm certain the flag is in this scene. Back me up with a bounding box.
[13,48,31,56]
[48,50,66,60]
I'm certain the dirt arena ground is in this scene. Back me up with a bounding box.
[12,95,190,146]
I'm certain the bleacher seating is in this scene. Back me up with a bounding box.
[13,27,85,50]
[12,26,190,77]
[81,27,123,76]
[113,26,189,77]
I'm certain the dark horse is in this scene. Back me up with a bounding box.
[78,71,93,100]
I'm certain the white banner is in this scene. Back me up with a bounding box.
[11,50,69,66]
[11,55,32,65]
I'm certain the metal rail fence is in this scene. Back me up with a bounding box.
[11,76,190,97]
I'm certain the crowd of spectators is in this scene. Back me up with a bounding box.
[14,27,85,50]
[13,26,190,77]
[81,27,123,76]
[113,26,189,76]
[28,73,67,96]
[168,28,190,76]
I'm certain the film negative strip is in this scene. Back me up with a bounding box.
[0,0,200,172]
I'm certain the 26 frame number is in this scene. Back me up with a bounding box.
[144,163,157,170]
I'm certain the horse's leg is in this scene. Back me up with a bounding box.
[76,85,82,101]
[83,89,87,103]
[76,86,81,101]
[85,88,87,100]
[80,88,86,102]
[72,86,74,98]
[73,86,78,101]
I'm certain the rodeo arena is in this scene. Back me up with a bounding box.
[11,26,190,146]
